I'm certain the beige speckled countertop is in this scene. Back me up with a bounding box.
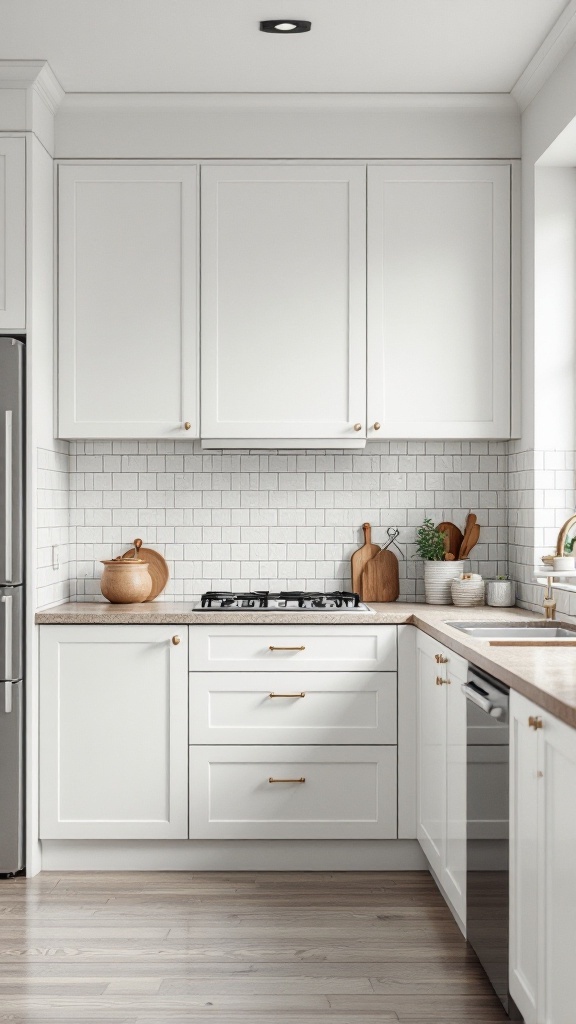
[36,601,576,729]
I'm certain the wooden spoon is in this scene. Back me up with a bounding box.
[132,538,143,560]
[460,523,480,559]
[458,513,477,559]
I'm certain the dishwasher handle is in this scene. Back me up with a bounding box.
[461,683,504,718]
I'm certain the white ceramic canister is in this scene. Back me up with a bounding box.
[485,578,516,607]
[451,574,485,608]
[423,561,465,605]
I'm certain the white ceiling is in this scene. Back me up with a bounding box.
[0,0,570,94]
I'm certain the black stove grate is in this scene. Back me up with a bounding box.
[200,590,361,609]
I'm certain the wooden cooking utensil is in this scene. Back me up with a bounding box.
[438,521,464,560]
[122,539,169,601]
[361,547,400,603]
[458,513,477,559]
[460,523,480,559]
[351,523,380,596]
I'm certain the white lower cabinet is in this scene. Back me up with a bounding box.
[189,745,397,839]
[189,671,397,745]
[189,623,399,840]
[416,630,467,927]
[510,691,576,1024]
[39,626,189,839]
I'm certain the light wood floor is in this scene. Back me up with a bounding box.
[0,871,510,1023]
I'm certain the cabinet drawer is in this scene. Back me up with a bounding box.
[189,745,397,839]
[189,624,396,672]
[189,671,396,744]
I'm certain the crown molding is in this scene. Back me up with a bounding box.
[512,0,576,112]
[59,91,518,114]
[0,60,64,153]
[32,62,65,114]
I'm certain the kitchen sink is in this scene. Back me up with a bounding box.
[448,621,576,639]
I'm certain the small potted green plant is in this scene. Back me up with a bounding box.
[415,518,464,604]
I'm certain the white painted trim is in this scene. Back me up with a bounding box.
[40,838,426,871]
[398,625,417,839]
[510,160,522,439]
[59,92,519,114]
[55,94,520,160]
[512,0,576,112]
[0,61,64,155]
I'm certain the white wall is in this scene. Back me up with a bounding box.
[512,43,576,613]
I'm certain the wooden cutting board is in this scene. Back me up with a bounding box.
[351,523,379,595]
[122,539,170,601]
[438,521,464,560]
[361,547,400,603]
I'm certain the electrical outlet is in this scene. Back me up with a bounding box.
[52,545,60,571]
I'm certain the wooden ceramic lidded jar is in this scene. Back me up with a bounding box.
[100,557,152,604]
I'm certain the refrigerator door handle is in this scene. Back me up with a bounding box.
[4,681,12,714]
[4,411,12,583]
[1,594,12,680]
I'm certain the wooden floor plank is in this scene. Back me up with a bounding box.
[0,871,509,1021]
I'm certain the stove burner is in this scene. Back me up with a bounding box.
[201,590,269,609]
[199,590,365,611]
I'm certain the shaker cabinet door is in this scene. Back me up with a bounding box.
[367,164,511,439]
[200,164,366,444]
[39,625,188,839]
[58,163,198,438]
[0,137,25,332]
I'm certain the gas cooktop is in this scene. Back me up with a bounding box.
[196,590,374,612]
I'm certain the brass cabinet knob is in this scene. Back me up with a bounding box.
[172,635,181,646]
[184,421,191,430]
[529,715,543,730]
[353,423,362,431]
[436,676,444,686]
[435,654,448,664]
[373,422,381,431]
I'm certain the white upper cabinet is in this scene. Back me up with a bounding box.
[200,164,367,445]
[58,163,198,438]
[367,165,511,439]
[0,138,26,332]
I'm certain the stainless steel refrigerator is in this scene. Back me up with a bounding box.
[0,338,24,875]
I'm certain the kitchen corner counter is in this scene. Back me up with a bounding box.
[36,601,576,729]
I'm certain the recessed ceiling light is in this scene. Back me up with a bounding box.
[260,19,312,34]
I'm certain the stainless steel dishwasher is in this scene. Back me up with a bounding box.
[463,667,522,1020]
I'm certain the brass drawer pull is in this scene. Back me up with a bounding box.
[269,777,306,784]
[529,715,543,730]
[268,645,305,651]
[435,654,448,664]
[269,692,306,699]
[436,675,445,686]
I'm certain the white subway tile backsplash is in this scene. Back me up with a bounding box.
[60,439,509,602]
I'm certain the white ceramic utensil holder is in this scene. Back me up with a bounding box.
[424,561,464,604]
